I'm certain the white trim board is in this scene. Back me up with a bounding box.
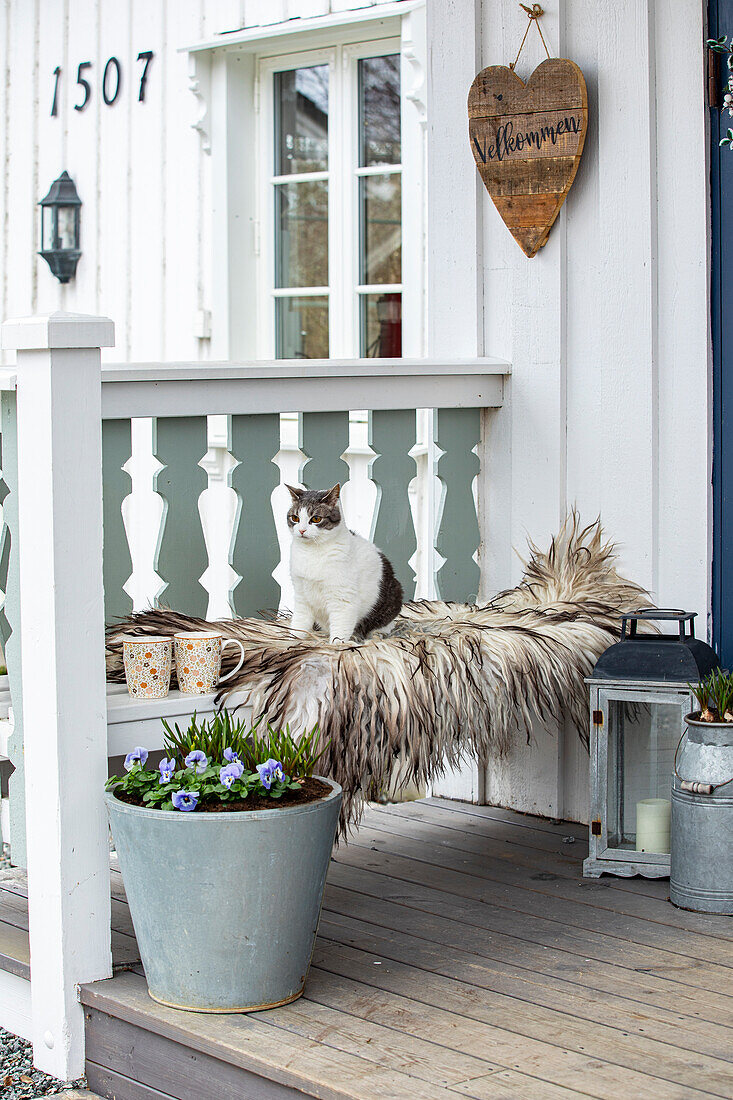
[106,686,253,758]
[181,2,422,56]
[99,359,509,418]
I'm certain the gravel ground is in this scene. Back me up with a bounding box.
[0,1029,86,1099]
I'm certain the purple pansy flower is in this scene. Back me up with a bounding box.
[124,747,149,771]
[223,747,240,763]
[171,789,199,812]
[256,758,285,790]
[184,750,208,774]
[158,757,176,784]
[220,761,245,789]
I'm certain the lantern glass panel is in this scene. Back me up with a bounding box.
[42,205,55,252]
[56,206,77,250]
[605,699,680,852]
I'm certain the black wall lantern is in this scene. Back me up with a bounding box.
[39,171,81,283]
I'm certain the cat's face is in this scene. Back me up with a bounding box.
[286,484,342,542]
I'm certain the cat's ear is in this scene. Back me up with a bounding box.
[323,483,341,506]
[286,484,304,502]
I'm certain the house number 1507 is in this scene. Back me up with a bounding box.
[50,51,154,116]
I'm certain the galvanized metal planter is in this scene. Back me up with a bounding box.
[670,716,733,914]
[105,778,342,1012]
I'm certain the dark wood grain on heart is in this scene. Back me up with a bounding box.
[468,58,588,257]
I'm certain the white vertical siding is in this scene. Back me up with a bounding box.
[475,0,709,821]
[0,0,712,824]
[0,0,399,363]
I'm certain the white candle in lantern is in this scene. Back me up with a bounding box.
[636,798,671,853]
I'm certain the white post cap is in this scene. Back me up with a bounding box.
[1,311,115,351]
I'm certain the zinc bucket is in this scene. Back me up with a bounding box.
[670,718,733,914]
[106,778,342,1011]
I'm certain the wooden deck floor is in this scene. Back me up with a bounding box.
[2,798,733,1099]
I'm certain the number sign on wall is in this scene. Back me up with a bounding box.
[468,58,588,257]
[50,51,154,116]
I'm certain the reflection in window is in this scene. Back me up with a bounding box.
[273,65,330,357]
[268,52,403,359]
[359,55,401,166]
[274,66,329,175]
[360,292,402,358]
[360,173,401,286]
[357,55,402,357]
[277,296,329,359]
[275,180,329,289]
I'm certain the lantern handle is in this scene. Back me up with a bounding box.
[621,609,695,641]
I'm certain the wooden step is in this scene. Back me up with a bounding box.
[80,970,465,1100]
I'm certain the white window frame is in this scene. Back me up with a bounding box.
[255,34,417,361]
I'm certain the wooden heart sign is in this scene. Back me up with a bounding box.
[468,58,588,257]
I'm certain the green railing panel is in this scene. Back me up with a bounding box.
[102,419,133,624]
[154,416,208,616]
[370,409,417,599]
[434,407,481,602]
[0,391,25,866]
[230,414,281,618]
[300,411,350,492]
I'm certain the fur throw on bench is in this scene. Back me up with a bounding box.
[106,516,651,832]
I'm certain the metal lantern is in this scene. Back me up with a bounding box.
[38,171,81,283]
[583,610,720,879]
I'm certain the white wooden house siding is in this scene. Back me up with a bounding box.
[0,0,711,826]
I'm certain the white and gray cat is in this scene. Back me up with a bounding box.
[286,484,403,642]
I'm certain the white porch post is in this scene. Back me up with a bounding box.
[1,312,114,1079]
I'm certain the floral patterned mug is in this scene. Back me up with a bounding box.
[173,631,246,694]
[123,636,174,699]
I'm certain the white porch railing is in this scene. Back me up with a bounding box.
[0,311,509,1080]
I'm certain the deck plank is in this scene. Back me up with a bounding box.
[0,916,30,979]
[0,868,136,938]
[313,908,733,1061]
[322,864,733,1025]
[304,943,727,1099]
[305,937,730,1100]
[333,831,733,990]
[0,882,139,970]
[5,800,732,1100]
[351,819,733,965]
[365,803,733,940]
[258,995,506,1089]
[423,799,672,901]
[81,971,476,1100]
[447,1071,592,1099]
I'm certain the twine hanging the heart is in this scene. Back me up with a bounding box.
[468,4,588,257]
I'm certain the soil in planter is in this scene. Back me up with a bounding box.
[113,776,333,812]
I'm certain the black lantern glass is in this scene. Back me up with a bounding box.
[39,171,81,283]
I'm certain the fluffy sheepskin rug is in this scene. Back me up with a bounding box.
[107,516,652,832]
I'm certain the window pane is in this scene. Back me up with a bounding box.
[275,66,329,175]
[275,180,328,288]
[359,55,401,167]
[360,174,401,285]
[360,292,402,357]
[277,296,329,358]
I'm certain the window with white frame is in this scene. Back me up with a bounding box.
[257,41,403,360]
